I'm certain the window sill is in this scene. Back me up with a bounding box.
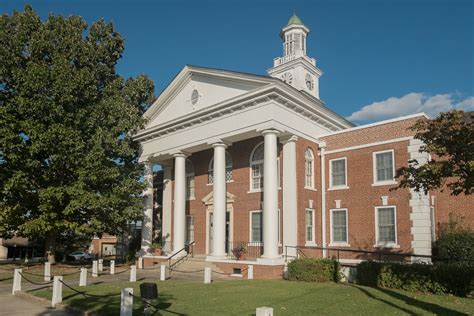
[372,181,397,187]
[206,180,234,186]
[329,243,351,247]
[328,186,349,191]
[304,187,317,191]
[374,244,400,249]
[186,197,196,201]
[305,242,317,247]
[247,187,282,194]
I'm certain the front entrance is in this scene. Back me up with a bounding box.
[208,211,231,254]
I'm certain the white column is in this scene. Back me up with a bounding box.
[162,164,173,253]
[44,262,51,281]
[210,142,228,258]
[140,161,154,255]
[261,130,280,260]
[173,153,187,254]
[120,288,134,316]
[281,135,298,259]
[79,268,87,286]
[51,276,63,308]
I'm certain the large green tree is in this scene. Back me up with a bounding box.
[0,6,154,261]
[395,110,473,196]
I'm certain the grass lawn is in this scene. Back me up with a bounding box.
[30,279,473,315]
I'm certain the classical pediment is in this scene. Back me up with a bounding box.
[144,66,272,129]
[202,191,236,205]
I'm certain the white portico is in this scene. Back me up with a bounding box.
[134,15,353,263]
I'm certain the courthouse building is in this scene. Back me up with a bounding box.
[133,15,473,275]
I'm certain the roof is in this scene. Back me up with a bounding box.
[286,14,305,27]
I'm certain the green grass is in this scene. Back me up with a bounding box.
[29,279,473,315]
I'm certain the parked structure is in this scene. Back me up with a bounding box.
[134,15,473,276]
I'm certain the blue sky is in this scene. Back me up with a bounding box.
[2,0,473,123]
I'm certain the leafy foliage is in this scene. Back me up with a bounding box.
[433,217,474,264]
[287,258,341,282]
[395,110,473,195]
[356,261,473,297]
[0,6,154,257]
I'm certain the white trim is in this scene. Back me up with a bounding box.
[372,149,396,185]
[318,113,428,138]
[304,148,315,189]
[374,205,399,248]
[330,208,349,245]
[329,157,348,189]
[305,208,316,246]
[320,146,327,257]
[205,206,234,255]
[325,137,413,155]
[249,210,263,243]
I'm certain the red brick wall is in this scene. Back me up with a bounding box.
[214,262,284,279]
[431,188,474,236]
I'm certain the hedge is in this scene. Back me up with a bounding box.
[287,258,340,283]
[356,261,473,297]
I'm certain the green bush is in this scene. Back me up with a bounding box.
[287,258,340,283]
[434,231,474,264]
[356,261,473,297]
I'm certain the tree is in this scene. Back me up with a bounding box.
[0,5,155,262]
[395,110,473,196]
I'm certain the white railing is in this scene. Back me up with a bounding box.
[274,52,316,67]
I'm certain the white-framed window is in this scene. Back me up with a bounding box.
[305,209,315,245]
[185,159,195,200]
[373,150,396,185]
[305,148,315,189]
[329,157,347,188]
[250,211,263,242]
[430,207,436,241]
[208,151,233,184]
[375,206,397,247]
[186,215,194,244]
[250,143,264,191]
[330,208,348,245]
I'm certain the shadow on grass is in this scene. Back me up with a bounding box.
[349,284,467,316]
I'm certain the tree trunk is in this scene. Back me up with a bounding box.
[44,231,57,264]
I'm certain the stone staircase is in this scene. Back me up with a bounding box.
[167,255,230,282]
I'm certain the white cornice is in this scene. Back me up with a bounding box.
[267,57,323,77]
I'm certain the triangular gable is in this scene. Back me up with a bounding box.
[202,191,236,205]
[144,66,272,129]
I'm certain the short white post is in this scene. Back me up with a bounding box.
[130,265,136,282]
[12,268,22,294]
[44,262,51,281]
[79,268,87,286]
[160,264,166,281]
[98,258,104,272]
[204,267,212,284]
[256,307,273,316]
[92,260,98,277]
[248,265,254,280]
[110,260,115,275]
[120,288,133,316]
[138,257,143,269]
[51,276,63,308]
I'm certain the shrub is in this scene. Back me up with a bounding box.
[356,261,474,297]
[287,258,340,283]
[434,231,474,264]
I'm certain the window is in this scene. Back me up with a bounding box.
[374,150,395,184]
[185,159,195,200]
[250,143,264,190]
[331,209,348,244]
[208,152,233,184]
[186,215,194,244]
[305,148,315,189]
[376,206,397,246]
[250,211,263,242]
[330,158,347,188]
[305,209,315,244]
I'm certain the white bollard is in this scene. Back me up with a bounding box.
[130,265,137,282]
[92,260,98,277]
[98,258,104,272]
[44,262,51,281]
[256,307,274,316]
[204,267,212,284]
[79,268,87,286]
[138,257,143,269]
[12,268,22,295]
[51,276,63,308]
[120,288,133,316]
[110,260,115,275]
[248,264,254,280]
[160,264,166,281]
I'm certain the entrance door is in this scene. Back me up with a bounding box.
[208,211,230,254]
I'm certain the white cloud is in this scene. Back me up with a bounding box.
[347,93,473,123]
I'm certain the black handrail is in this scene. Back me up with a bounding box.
[168,241,195,273]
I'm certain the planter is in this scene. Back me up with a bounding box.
[239,253,247,261]
[153,248,162,256]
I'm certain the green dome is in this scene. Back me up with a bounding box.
[286,14,304,26]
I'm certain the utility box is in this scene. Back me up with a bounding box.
[140,282,158,300]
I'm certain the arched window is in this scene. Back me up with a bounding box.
[250,143,265,190]
[185,159,195,200]
[208,152,233,184]
[305,148,315,189]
